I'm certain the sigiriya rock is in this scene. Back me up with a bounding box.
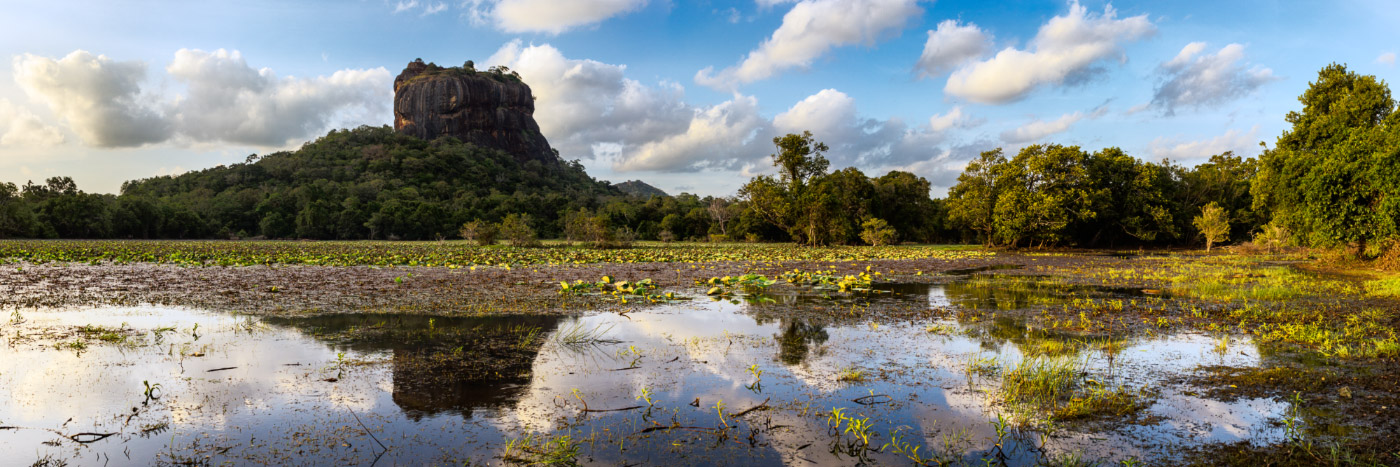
[393,59,557,164]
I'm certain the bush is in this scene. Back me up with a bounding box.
[498,213,539,247]
[1253,222,1291,254]
[708,234,728,243]
[460,220,498,246]
[613,226,636,248]
[745,233,760,243]
[658,229,675,243]
[859,218,897,246]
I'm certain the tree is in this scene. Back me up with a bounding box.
[947,149,1006,246]
[740,132,835,245]
[1193,202,1230,251]
[1081,148,1175,245]
[860,218,897,246]
[991,145,1096,247]
[1251,64,1400,254]
[707,197,732,236]
[499,213,539,247]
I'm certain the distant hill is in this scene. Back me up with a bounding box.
[615,180,668,198]
[120,125,622,240]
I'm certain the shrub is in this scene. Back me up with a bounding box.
[658,229,675,243]
[498,213,539,247]
[859,218,897,246]
[460,220,498,246]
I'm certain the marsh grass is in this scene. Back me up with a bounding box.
[836,367,867,383]
[503,433,581,466]
[553,321,620,348]
[997,358,1080,408]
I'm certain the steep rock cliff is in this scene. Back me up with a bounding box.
[393,60,557,164]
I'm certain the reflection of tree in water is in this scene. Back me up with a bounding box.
[265,313,560,420]
[775,319,830,365]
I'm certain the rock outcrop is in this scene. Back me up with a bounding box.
[393,59,556,164]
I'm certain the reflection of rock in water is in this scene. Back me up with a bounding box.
[265,313,560,420]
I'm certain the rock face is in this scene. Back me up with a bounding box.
[393,60,556,164]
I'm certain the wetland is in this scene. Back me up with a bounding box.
[2,240,1398,466]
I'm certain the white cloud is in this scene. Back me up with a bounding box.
[773,88,958,167]
[1376,52,1396,66]
[466,0,648,34]
[916,20,991,78]
[928,106,975,132]
[485,41,693,162]
[1151,43,1276,115]
[1000,112,1086,143]
[486,42,967,174]
[13,49,391,149]
[13,50,172,147]
[392,0,419,13]
[696,0,921,90]
[1148,126,1260,162]
[627,95,768,171]
[0,99,65,147]
[166,48,392,147]
[944,1,1154,104]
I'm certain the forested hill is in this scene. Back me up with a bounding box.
[118,125,622,240]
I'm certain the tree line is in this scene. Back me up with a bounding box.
[1,64,1395,253]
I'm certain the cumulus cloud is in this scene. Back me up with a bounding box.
[1147,126,1260,162]
[916,20,991,78]
[1151,43,1277,115]
[465,0,648,34]
[1000,104,1108,143]
[928,105,976,132]
[166,48,392,147]
[1379,52,1397,66]
[0,99,65,147]
[944,1,1154,104]
[1001,112,1085,143]
[486,42,968,174]
[13,49,391,149]
[772,88,959,167]
[13,50,172,147]
[485,41,765,172]
[696,0,921,90]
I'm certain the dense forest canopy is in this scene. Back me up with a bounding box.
[2,64,1397,252]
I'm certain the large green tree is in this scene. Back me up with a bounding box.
[992,144,1097,247]
[946,149,1006,246]
[1252,64,1400,253]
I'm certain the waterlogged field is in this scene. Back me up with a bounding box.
[1,240,1398,466]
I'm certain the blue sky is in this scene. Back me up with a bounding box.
[1,0,1397,196]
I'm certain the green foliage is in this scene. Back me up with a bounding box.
[499,213,540,247]
[947,149,1005,245]
[1252,63,1400,253]
[1193,202,1231,251]
[740,132,945,245]
[992,144,1097,247]
[859,218,897,246]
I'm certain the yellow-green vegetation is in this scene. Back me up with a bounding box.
[558,276,682,304]
[780,267,882,292]
[0,239,989,267]
[836,367,867,383]
[994,357,1151,423]
[502,433,581,466]
[1363,275,1400,297]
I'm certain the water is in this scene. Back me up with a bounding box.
[0,281,1294,465]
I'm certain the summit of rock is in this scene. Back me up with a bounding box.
[393,59,557,164]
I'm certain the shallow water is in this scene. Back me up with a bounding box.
[0,281,1294,465]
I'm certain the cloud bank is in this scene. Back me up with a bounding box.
[696,0,921,90]
[943,1,1154,104]
[12,49,391,148]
